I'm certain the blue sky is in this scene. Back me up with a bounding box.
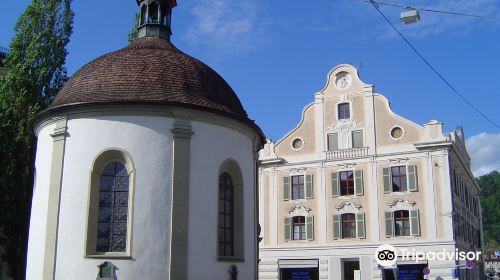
[2,0,499,175]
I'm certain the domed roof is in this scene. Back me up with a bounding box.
[46,37,263,131]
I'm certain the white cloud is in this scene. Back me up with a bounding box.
[466,132,500,177]
[185,0,269,55]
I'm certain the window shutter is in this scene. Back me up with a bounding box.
[305,174,314,199]
[355,170,364,196]
[410,209,421,236]
[408,165,418,192]
[331,173,339,197]
[356,213,366,239]
[284,217,291,241]
[328,133,339,151]
[352,131,364,148]
[283,177,290,201]
[383,168,391,193]
[333,214,341,240]
[306,216,314,240]
[385,211,394,238]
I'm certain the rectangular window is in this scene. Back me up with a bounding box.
[391,166,407,192]
[291,175,305,200]
[394,210,410,236]
[292,216,306,240]
[352,131,363,148]
[340,171,355,196]
[341,213,356,239]
[327,133,339,151]
[338,103,350,119]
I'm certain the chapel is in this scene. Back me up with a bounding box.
[26,1,264,279]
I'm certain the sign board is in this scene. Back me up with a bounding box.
[495,250,500,257]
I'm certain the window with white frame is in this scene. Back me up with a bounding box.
[284,215,314,241]
[283,174,314,200]
[85,150,134,257]
[331,170,364,197]
[385,209,420,238]
[338,103,350,119]
[333,212,365,240]
[382,165,418,193]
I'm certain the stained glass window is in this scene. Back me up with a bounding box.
[218,172,234,257]
[96,162,129,252]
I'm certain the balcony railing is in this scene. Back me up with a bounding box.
[326,147,369,160]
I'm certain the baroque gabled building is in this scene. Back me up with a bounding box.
[258,65,483,280]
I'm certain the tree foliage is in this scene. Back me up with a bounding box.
[127,12,140,43]
[0,0,73,278]
[478,171,500,246]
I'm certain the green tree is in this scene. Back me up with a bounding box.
[0,0,73,278]
[128,12,140,43]
[478,171,500,244]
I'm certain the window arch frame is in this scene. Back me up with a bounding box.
[217,159,244,261]
[85,149,135,258]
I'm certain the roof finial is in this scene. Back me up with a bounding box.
[136,0,177,41]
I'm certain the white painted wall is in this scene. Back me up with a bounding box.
[188,120,257,280]
[27,113,259,280]
[55,115,174,279]
[26,123,55,279]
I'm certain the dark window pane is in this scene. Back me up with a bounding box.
[97,238,109,252]
[113,222,127,236]
[291,175,305,200]
[100,176,114,190]
[218,172,234,257]
[102,163,116,176]
[114,192,128,206]
[338,103,350,119]
[97,162,129,252]
[98,207,112,222]
[111,237,126,252]
[97,222,110,236]
[115,177,129,189]
[113,207,128,221]
[99,191,112,207]
[115,163,128,176]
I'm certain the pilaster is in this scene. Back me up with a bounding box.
[169,113,194,280]
[42,117,68,280]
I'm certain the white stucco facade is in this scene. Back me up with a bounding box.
[27,107,262,280]
[258,65,483,280]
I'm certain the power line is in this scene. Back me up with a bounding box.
[358,0,499,20]
[367,0,500,129]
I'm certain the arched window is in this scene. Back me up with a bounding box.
[218,172,234,257]
[85,150,134,257]
[96,162,129,252]
[217,159,244,260]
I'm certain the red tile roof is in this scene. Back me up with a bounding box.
[40,37,264,142]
